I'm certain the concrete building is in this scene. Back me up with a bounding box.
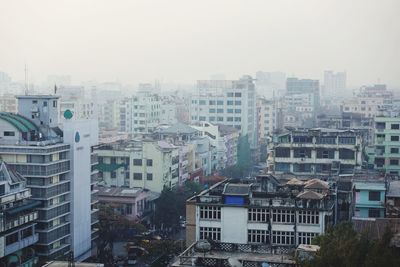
[353,181,386,219]
[341,84,393,118]
[95,140,179,193]
[257,97,277,142]
[131,90,161,135]
[255,71,286,98]
[323,71,346,98]
[190,76,258,154]
[185,175,334,252]
[95,186,159,223]
[268,128,363,176]
[0,94,17,113]
[374,115,400,175]
[0,161,39,267]
[0,95,98,261]
[191,122,239,171]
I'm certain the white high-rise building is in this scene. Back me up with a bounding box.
[131,90,161,135]
[190,76,258,150]
[323,71,347,98]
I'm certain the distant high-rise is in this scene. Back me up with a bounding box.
[323,71,347,98]
[255,71,286,98]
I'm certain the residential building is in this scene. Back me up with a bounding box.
[323,71,346,98]
[341,84,393,118]
[131,90,161,135]
[95,186,159,223]
[386,180,400,218]
[190,76,258,153]
[0,95,98,261]
[257,97,277,142]
[255,71,286,98]
[95,140,179,193]
[0,94,17,113]
[184,175,334,262]
[353,181,386,219]
[268,128,363,176]
[159,96,178,125]
[191,122,239,171]
[374,115,400,175]
[0,161,39,267]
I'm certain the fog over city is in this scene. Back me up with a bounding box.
[2,1,400,267]
[1,0,399,88]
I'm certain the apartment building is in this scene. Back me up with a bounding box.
[323,71,346,99]
[374,115,400,175]
[95,140,179,193]
[341,84,393,118]
[0,95,98,261]
[190,76,258,152]
[131,90,161,135]
[0,94,17,113]
[185,175,334,250]
[191,122,239,171]
[353,181,386,219]
[257,97,277,141]
[268,128,363,176]
[0,161,39,267]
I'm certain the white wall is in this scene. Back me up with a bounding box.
[63,119,94,260]
[221,207,247,244]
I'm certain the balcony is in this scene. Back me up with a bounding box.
[4,211,39,232]
[4,233,39,256]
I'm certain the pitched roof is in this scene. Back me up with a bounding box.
[286,178,304,186]
[222,183,251,196]
[304,179,329,190]
[296,190,324,200]
[0,161,25,184]
[158,122,199,135]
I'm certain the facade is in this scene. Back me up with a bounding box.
[0,95,98,261]
[374,115,400,175]
[257,97,277,141]
[190,76,258,151]
[131,90,161,135]
[0,161,39,267]
[96,140,179,193]
[185,175,334,250]
[323,71,346,98]
[192,122,239,171]
[353,181,386,219]
[0,94,17,113]
[386,180,400,218]
[268,128,363,176]
[341,84,393,118]
[95,186,159,222]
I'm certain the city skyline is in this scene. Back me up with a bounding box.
[0,0,399,88]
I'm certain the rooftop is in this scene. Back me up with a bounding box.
[157,122,199,135]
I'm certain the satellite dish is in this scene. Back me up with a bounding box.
[228,258,243,267]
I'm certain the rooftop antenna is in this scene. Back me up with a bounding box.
[24,64,28,95]
[54,84,57,95]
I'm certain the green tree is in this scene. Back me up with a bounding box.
[154,187,180,227]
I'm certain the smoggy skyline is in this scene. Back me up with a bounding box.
[0,0,399,88]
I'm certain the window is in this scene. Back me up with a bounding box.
[199,100,206,105]
[209,109,216,113]
[217,100,224,105]
[298,211,319,224]
[227,117,234,122]
[227,109,233,113]
[133,159,142,166]
[227,92,234,97]
[369,191,381,201]
[390,159,399,165]
[146,159,153,166]
[339,149,355,160]
[199,206,221,220]
[248,208,269,222]
[3,131,15,136]
[217,117,223,122]
[32,100,38,104]
[209,117,216,121]
[53,100,57,107]
[146,173,153,180]
[391,136,399,141]
[6,232,18,245]
[235,100,241,105]
[272,231,294,245]
[111,171,116,178]
[227,100,234,105]
[248,229,269,244]
[22,227,33,238]
[199,227,221,241]
[391,148,399,154]
[368,208,381,218]
[234,117,241,122]
[217,109,223,113]
[235,109,241,113]
[209,100,216,105]
[133,173,142,180]
[391,124,400,130]
[111,158,116,164]
[272,209,295,223]
[338,137,356,144]
[43,101,48,107]
[276,148,290,157]
[298,232,318,245]
[235,92,241,97]
[199,116,206,121]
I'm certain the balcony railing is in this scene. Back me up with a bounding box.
[4,234,39,256]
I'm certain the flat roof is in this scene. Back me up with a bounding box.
[43,262,103,267]
[16,94,60,99]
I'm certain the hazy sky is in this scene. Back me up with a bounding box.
[0,0,399,87]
